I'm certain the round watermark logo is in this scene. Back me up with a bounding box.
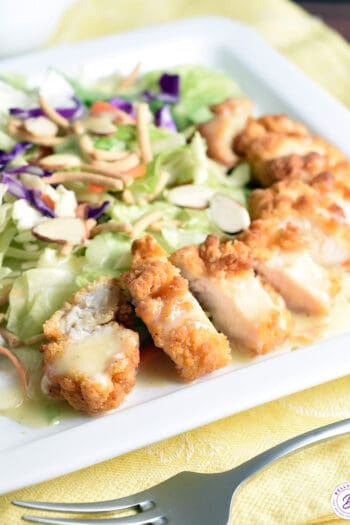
[331,482,350,519]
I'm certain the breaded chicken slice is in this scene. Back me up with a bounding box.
[310,162,350,222]
[234,115,345,186]
[197,97,253,167]
[249,180,350,268]
[42,277,139,415]
[122,235,231,382]
[171,235,291,354]
[239,220,334,316]
[249,178,344,221]
[254,151,333,186]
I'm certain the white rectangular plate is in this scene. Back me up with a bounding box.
[1,16,350,496]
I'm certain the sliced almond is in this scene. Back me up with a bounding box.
[39,153,82,170]
[24,116,58,138]
[166,185,215,209]
[84,116,116,136]
[210,193,251,234]
[8,118,64,146]
[32,217,88,245]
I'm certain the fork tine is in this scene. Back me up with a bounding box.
[21,509,165,524]
[12,495,154,513]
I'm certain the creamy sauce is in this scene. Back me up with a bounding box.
[137,345,178,386]
[0,346,75,427]
[2,395,74,427]
[160,292,214,336]
[286,272,350,344]
[0,370,24,410]
[229,273,350,366]
[45,324,125,387]
[2,274,350,428]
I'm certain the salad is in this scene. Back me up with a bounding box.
[0,64,251,422]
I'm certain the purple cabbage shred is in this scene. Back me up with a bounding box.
[4,165,52,177]
[1,169,55,217]
[9,95,85,121]
[0,142,32,169]
[142,90,179,104]
[109,97,135,116]
[159,73,180,98]
[87,200,110,220]
[1,173,30,200]
[141,73,180,105]
[155,105,177,132]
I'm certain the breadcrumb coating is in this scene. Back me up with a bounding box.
[249,179,345,221]
[171,235,291,354]
[248,179,350,268]
[42,277,139,414]
[239,219,334,315]
[198,234,253,274]
[310,162,350,221]
[234,115,345,186]
[123,235,231,381]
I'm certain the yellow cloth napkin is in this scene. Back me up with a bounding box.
[2,1,350,523]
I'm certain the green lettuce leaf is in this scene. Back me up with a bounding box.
[7,250,84,339]
[78,232,132,285]
[157,207,221,252]
[140,65,241,129]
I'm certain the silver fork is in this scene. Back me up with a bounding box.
[13,418,350,525]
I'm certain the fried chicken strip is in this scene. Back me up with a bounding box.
[171,235,291,354]
[122,235,231,381]
[42,277,139,415]
[249,178,341,220]
[197,97,253,167]
[234,115,345,186]
[249,179,350,268]
[310,162,350,222]
[239,220,334,316]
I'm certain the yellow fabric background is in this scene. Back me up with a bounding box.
[2,0,350,523]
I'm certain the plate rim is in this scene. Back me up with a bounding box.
[1,14,350,495]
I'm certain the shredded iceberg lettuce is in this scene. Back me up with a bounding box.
[139,65,241,129]
[7,250,84,339]
[0,63,251,343]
